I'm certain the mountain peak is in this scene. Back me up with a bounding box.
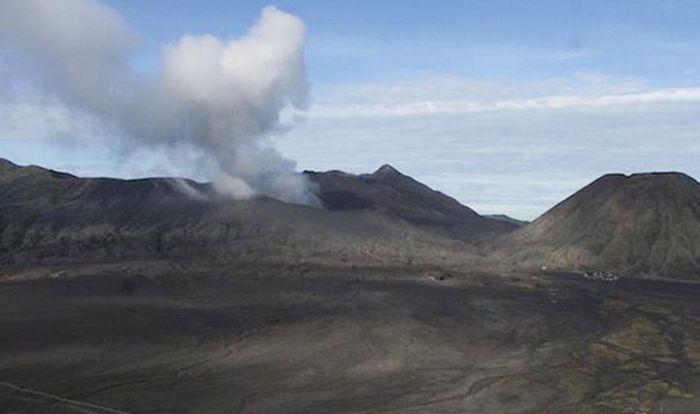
[505,170,700,276]
[578,172,700,199]
[626,171,696,183]
[596,171,694,183]
[373,164,402,176]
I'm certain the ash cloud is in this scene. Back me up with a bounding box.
[0,0,319,206]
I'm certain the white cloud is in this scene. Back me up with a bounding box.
[7,71,699,221]
[0,1,317,206]
[4,4,699,222]
[277,74,700,220]
[0,99,104,140]
[307,75,700,118]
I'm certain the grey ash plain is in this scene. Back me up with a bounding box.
[2,158,700,414]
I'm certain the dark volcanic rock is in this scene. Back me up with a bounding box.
[0,159,479,267]
[307,164,518,242]
[501,172,700,277]
[485,214,529,227]
[0,158,18,171]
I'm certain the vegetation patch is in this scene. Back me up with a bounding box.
[604,317,673,357]
[603,298,634,312]
[684,338,700,372]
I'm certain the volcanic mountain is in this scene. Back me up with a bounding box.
[0,158,513,268]
[307,164,518,242]
[501,172,700,277]
[6,160,700,414]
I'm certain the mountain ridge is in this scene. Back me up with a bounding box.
[4,158,700,278]
[0,158,500,268]
[306,164,518,242]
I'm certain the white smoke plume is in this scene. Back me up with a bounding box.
[0,0,319,206]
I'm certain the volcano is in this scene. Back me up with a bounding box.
[502,172,700,277]
[4,159,700,414]
[0,159,514,268]
[307,164,518,242]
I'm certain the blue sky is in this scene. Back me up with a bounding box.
[9,0,700,89]
[101,0,700,84]
[3,1,700,219]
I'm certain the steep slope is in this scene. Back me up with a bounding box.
[307,164,518,242]
[501,172,700,277]
[0,159,476,267]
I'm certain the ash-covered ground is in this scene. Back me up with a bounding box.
[2,263,700,414]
